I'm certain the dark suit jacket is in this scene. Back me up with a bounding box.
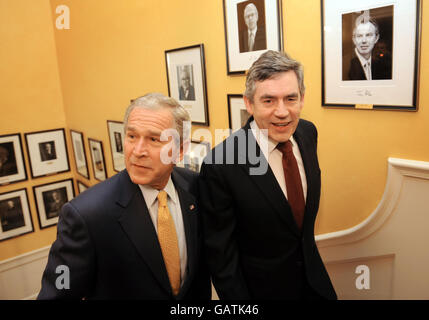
[179,85,195,101]
[199,118,336,300]
[347,53,392,80]
[239,26,267,53]
[38,168,211,300]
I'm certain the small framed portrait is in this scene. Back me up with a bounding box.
[33,179,74,229]
[76,180,89,194]
[24,128,70,178]
[223,0,283,74]
[178,140,211,173]
[165,44,209,126]
[0,188,34,241]
[88,138,107,182]
[107,120,125,172]
[228,94,251,133]
[322,0,422,110]
[70,129,90,179]
[0,133,27,186]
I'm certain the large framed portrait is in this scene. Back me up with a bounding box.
[227,94,251,133]
[223,0,283,74]
[33,179,74,229]
[0,188,34,241]
[165,44,209,126]
[0,133,27,186]
[107,120,125,172]
[24,128,70,178]
[178,140,211,173]
[70,129,90,179]
[88,138,107,182]
[321,0,422,110]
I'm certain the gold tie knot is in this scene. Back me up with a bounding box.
[157,190,168,208]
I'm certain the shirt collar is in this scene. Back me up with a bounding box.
[248,26,258,36]
[355,48,371,67]
[138,175,177,207]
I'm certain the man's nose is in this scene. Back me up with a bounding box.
[133,138,147,156]
[274,100,290,118]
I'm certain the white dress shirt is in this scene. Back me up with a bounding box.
[138,177,187,285]
[248,26,257,51]
[250,120,307,202]
[355,48,372,80]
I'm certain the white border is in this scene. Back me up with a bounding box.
[0,189,33,240]
[107,121,125,172]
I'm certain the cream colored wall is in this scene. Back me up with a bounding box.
[0,0,428,261]
[0,0,74,260]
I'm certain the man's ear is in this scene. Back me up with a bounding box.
[243,95,254,115]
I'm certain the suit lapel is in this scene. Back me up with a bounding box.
[116,171,171,295]
[239,118,301,237]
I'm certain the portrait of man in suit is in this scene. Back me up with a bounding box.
[178,65,196,101]
[199,50,337,300]
[0,197,25,232]
[238,1,267,53]
[43,188,67,219]
[0,143,18,177]
[343,8,393,81]
[114,132,123,153]
[39,141,57,162]
[38,93,211,300]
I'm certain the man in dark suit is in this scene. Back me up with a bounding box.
[239,3,267,53]
[199,51,337,300]
[38,93,211,300]
[346,15,392,81]
[179,72,195,101]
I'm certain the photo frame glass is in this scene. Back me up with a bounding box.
[70,130,89,179]
[0,134,27,186]
[223,0,283,74]
[88,138,107,181]
[322,0,421,109]
[165,44,209,125]
[25,129,70,178]
[107,121,125,172]
[0,188,33,241]
[33,179,74,229]
[77,180,89,194]
[178,140,210,173]
[228,94,251,133]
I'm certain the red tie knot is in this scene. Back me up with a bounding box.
[276,140,293,155]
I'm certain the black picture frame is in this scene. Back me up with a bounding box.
[0,188,34,241]
[33,179,75,229]
[223,0,283,75]
[0,133,28,186]
[70,129,90,179]
[24,128,70,178]
[165,44,210,126]
[227,94,251,133]
[178,140,211,173]
[107,120,125,173]
[321,0,422,110]
[88,138,107,182]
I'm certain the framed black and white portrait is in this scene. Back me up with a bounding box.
[178,140,210,173]
[322,0,421,110]
[88,138,107,182]
[223,0,283,74]
[165,44,209,126]
[107,120,125,172]
[70,129,90,179]
[33,179,74,229]
[76,180,89,194]
[228,94,251,133]
[0,133,27,186]
[0,188,34,241]
[24,129,70,178]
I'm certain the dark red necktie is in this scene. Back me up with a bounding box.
[277,141,305,230]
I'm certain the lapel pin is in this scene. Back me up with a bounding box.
[189,204,195,211]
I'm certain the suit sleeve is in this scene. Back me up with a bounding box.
[198,162,250,300]
[37,202,95,299]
